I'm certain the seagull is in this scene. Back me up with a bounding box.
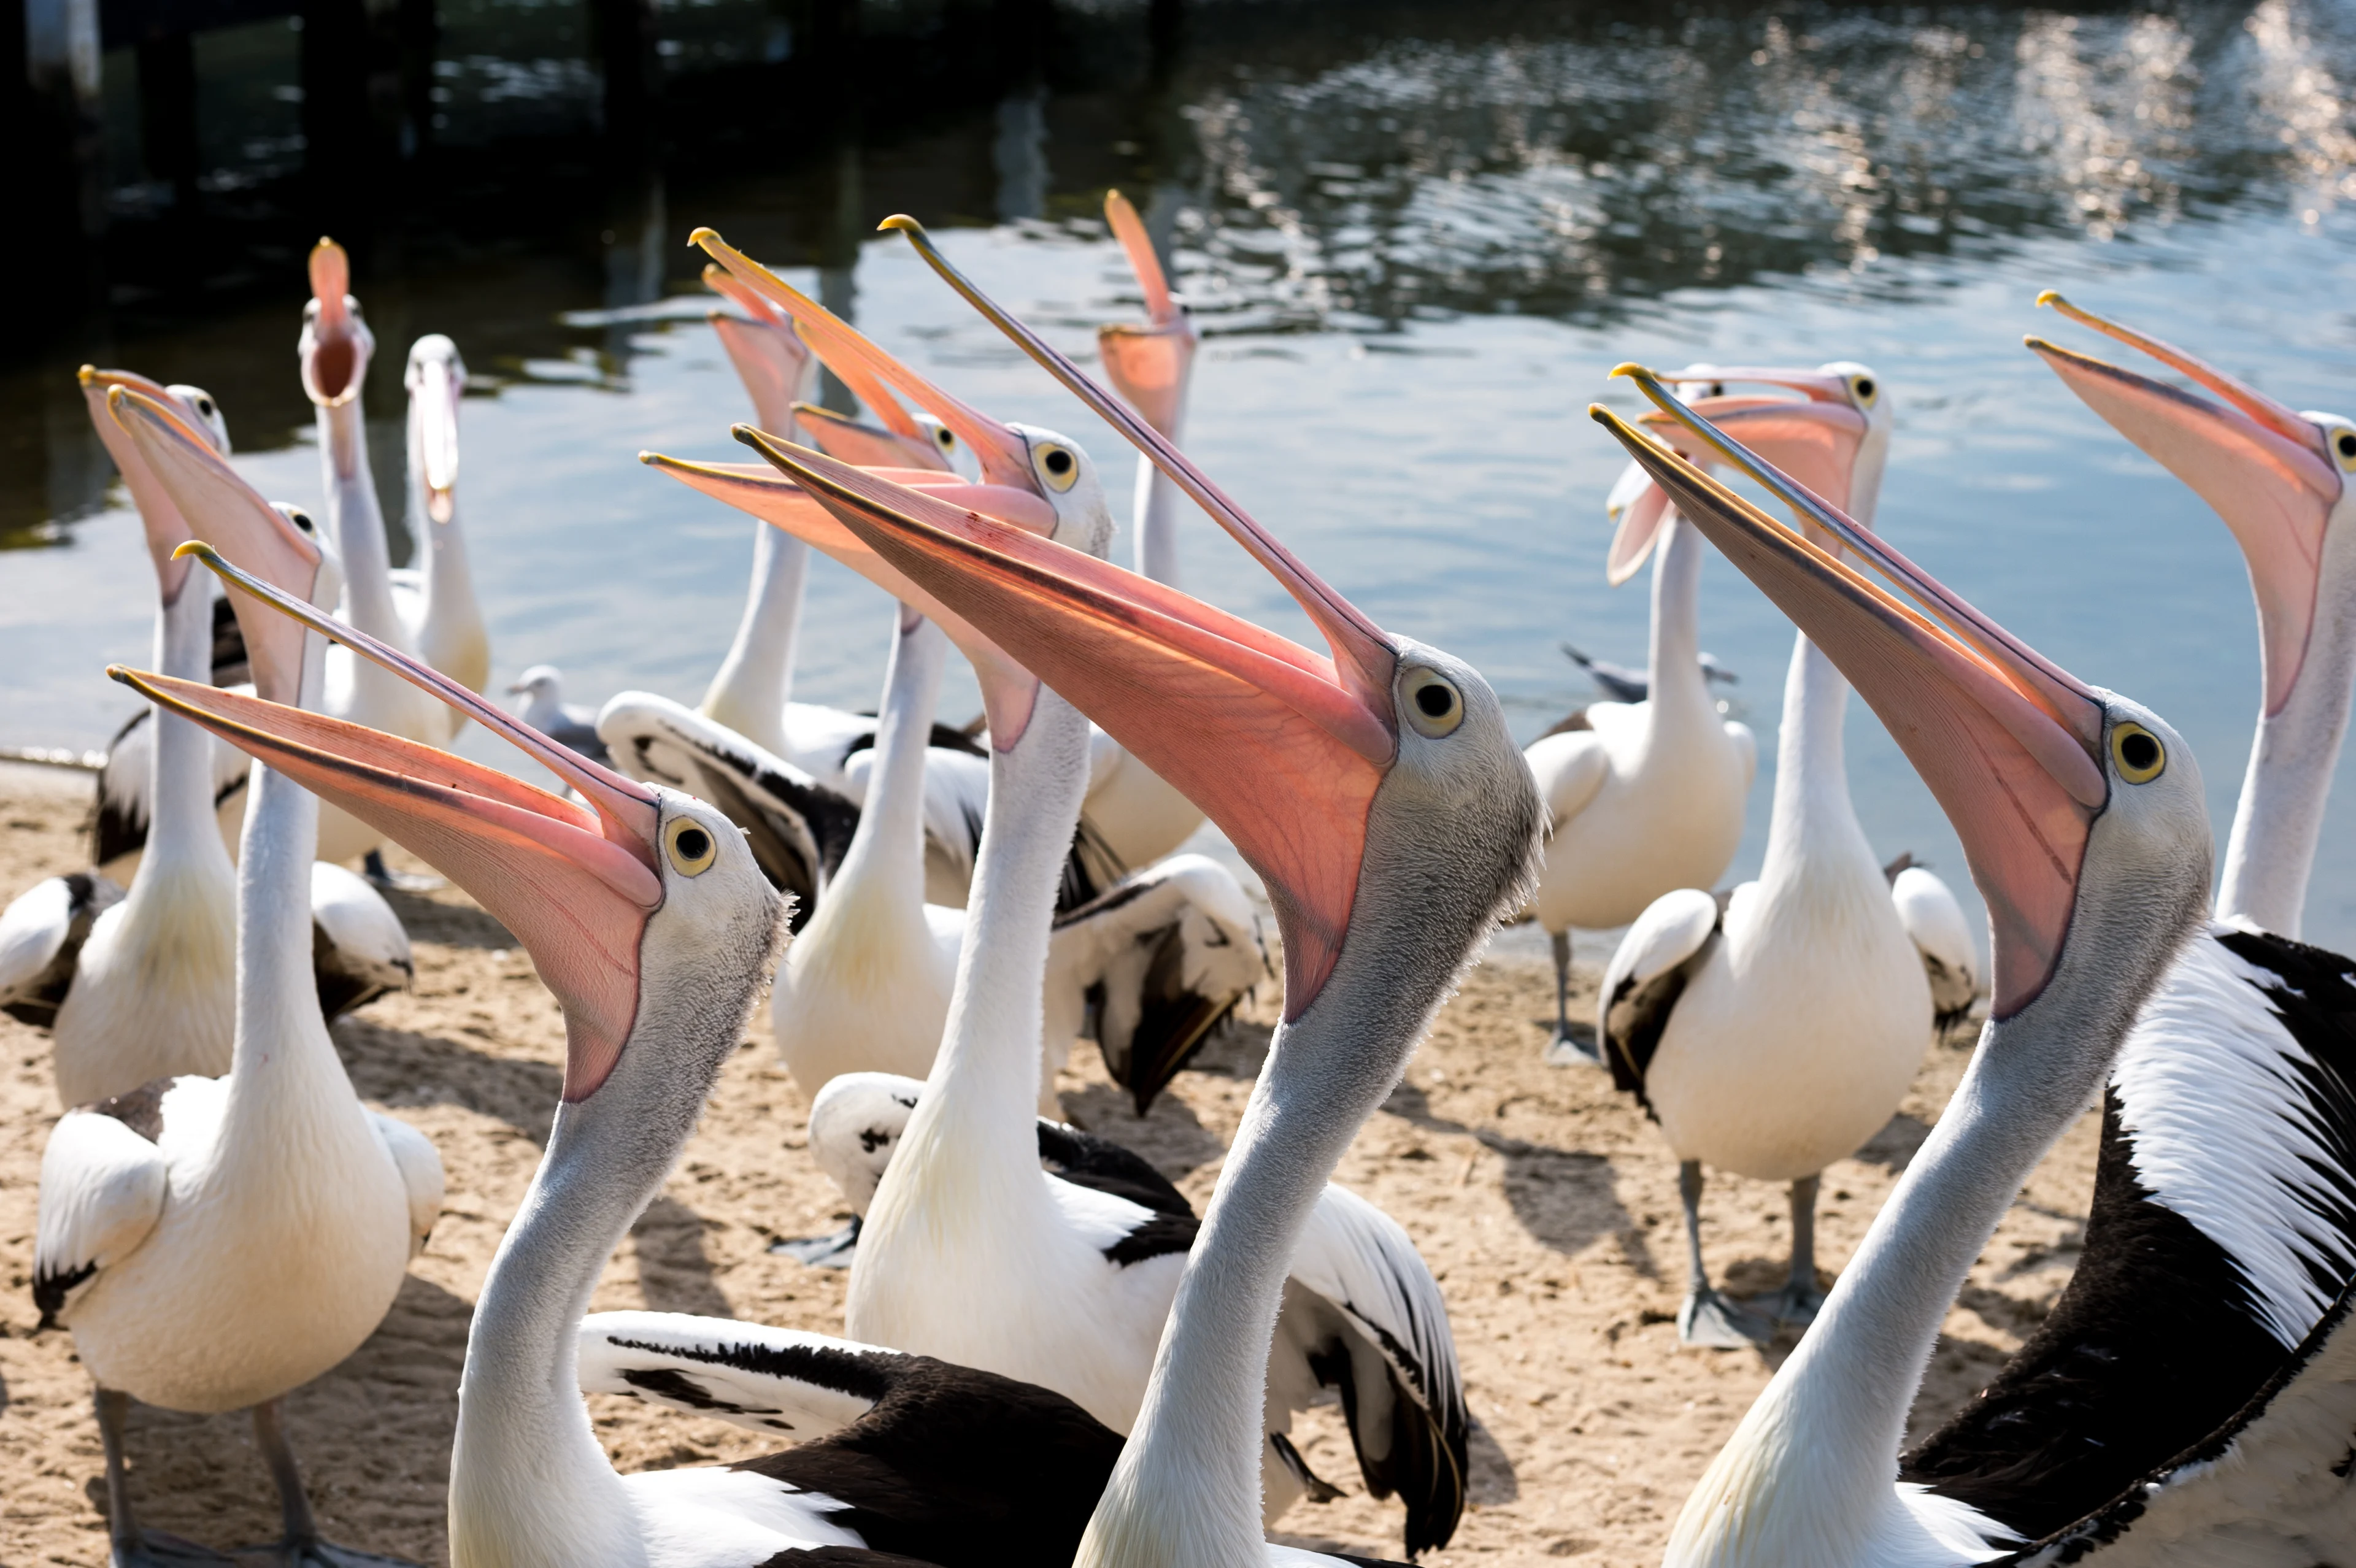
[506,665,611,765]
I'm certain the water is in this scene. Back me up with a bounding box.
[9,0,2356,956]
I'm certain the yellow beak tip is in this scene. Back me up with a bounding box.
[171,540,217,563]
[1607,361,1655,383]
[2035,289,2065,309]
[688,226,722,250]
[878,213,922,235]
[636,450,659,466]
[76,364,97,386]
[106,385,126,410]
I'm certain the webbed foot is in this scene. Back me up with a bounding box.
[1755,1278,1828,1329]
[1679,1286,1770,1348]
[1544,1028,1604,1068]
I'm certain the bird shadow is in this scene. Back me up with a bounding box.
[331,1015,564,1145]
[1382,1081,1655,1279]
[375,885,517,950]
[1466,1410,1520,1505]
[631,1195,736,1319]
[80,1272,471,1562]
[1853,1112,1933,1173]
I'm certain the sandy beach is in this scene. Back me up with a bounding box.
[0,765,2096,1566]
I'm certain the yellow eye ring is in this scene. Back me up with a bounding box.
[2333,428,2356,471]
[664,815,720,875]
[1402,668,1465,738]
[2111,721,2165,784]
[1036,444,1079,493]
[1851,374,1877,405]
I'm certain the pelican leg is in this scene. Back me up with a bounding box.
[1676,1162,1768,1348]
[96,1388,236,1566]
[251,1399,415,1566]
[1542,929,1603,1067]
[1758,1173,1830,1328]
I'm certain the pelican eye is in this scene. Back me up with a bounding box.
[287,509,314,534]
[196,396,215,415]
[934,426,958,454]
[665,817,719,875]
[2334,429,2356,470]
[1403,668,1465,738]
[1036,444,1079,493]
[1852,375,1877,405]
[2111,721,2165,784]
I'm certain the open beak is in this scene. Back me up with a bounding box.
[692,228,1034,492]
[108,385,326,702]
[1595,367,2108,1018]
[300,238,369,407]
[1096,190,1196,438]
[1603,370,1873,583]
[405,340,465,526]
[82,368,221,601]
[135,545,664,1101]
[745,418,1396,1018]
[883,213,1399,731]
[704,264,815,436]
[641,442,1052,740]
[2028,292,2341,717]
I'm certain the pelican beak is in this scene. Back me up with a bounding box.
[81,367,220,601]
[1596,367,2109,1018]
[744,429,1396,1018]
[691,227,1033,490]
[884,212,1399,731]
[704,265,815,436]
[2028,293,2341,717]
[1601,370,1875,582]
[791,402,958,472]
[1096,190,1196,438]
[107,385,326,702]
[641,445,1052,738]
[300,238,372,407]
[137,546,663,1101]
[404,339,466,526]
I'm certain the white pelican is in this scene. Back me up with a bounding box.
[1888,301,2356,1553]
[388,332,489,727]
[79,373,253,883]
[1526,382,1757,1063]
[1600,368,2352,1567]
[745,218,1478,1555]
[644,254,1265,1113]
[1096,186,1196,586]
[299,237,443,870]
[167,481,1441,1567]
[33,473,441,1566]
[687,242,1206,890]
[2,380,410,1104]
[1594,364,1975,1346]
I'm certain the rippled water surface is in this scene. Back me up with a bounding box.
[10,0,2356,951]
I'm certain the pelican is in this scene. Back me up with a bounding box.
[387,332,489,728]
[1890,300,2356,1553]
[690,237,1207,890]
[2,380,409,1105]
[1527,382,1757,1063]
[1600,367,2354,1566]
[160,467,1449,1567]
[301,240,453,881]
[79,374,253,883]
[33,459,441,1567]
[1594,365,1976,1346]
[1096,186,1196,585]
[645,248,1265,1114]
[739,218,1474,1555]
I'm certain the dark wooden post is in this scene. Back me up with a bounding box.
[136,29,200,211]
